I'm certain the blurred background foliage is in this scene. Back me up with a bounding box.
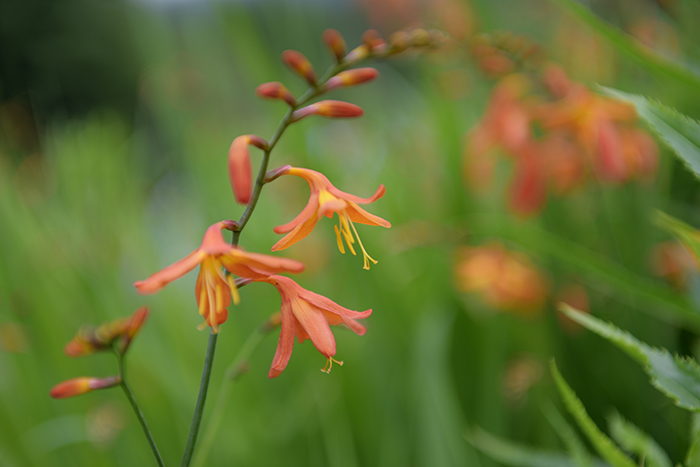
[2,0,700,466]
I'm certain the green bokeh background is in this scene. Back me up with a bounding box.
[2,0,700,465]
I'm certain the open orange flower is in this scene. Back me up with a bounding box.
[270,166,391,270]
[255,275,372,378]
[135,221,305,332]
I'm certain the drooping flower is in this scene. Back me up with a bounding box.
[50,376,120,399]
[65,307,150,357]
[269,166,391,270]
[255,275,372,378]
[134,221,305,332]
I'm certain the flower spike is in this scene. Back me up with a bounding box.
[254,275,372,378]
[50,376,120,399]
[281,50,317,86]
[323,29,347,63]
[292,100,364,122]
[271,167,390,270]
[134,221,305,332]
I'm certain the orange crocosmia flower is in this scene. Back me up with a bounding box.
[255,275,372,378]
[134,221,305,332]
[270,166,391,270]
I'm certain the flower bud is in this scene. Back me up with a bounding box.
[292,100,364,122]
[344,45,370,64]
[228,135,268,205]
[388,31,410,54]
[256,82,296,106]
[323,29,346,63]
[50,376,120,399]
[409,29,431,47]
[323,68,379,91]
[281,50,317,86]
[117,307,149,354]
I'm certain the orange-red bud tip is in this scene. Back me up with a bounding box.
[323,29,347,63]
[256,82,296,106]
[281,50,317,86]
[228,136,256,204]
[50,376,120,399]
[292,100,364,121]
[324,68,379,91]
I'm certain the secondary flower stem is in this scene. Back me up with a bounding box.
[115,352,164,467]
[181,330,219,467]
[231,62,347,246]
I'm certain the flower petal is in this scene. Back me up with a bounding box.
[327,183,386,205]
[134,250,206,294]
[271,215,319,251]
[291,298,336,358]
[345,202,391,228]
[221,249,305,277]
[269,299,296,378]
[273,191,320,234]
[298,288,373,320]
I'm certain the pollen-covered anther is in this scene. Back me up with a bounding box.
[256,82,296,107]
[323,29,347,63]
[335,213,378,270]
[321,356,344,374]
[323,68,379,91]
[292,100,364,122]
[281,50,317,86]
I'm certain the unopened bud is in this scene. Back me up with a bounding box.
[117,307,149,354]
[409,29,431,47]
[50,376,120,399]
[228,136,253,204]
[323,68,379,91]
[292,100,364,122]
[256,82,296,106]
[344,45,370,64]
[222,220,240,231]
[323,29,347,63]
[388,31,410,54]
[281,50,317,86]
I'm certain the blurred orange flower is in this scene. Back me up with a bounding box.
[65,307,150,357]
[255,275,372,378]
[271,166,391,270]
[454,243,549,316]
[135,221,305,332]
[651,241,699,289]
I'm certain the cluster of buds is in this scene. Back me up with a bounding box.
[134,29,440,378]
[454,242,549,316]
[50,308,149,398]
[466,66,658,217]
[470,32,542,78]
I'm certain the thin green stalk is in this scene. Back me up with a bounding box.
[180,330,219,467]
[191,327,268,467]
[115,352,165,467]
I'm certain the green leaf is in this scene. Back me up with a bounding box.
[550,360,637,467]
[654,210,700,261]
[541,400,594,467]
[602,87,700,179]
[685,414,700,467]
[560,304,700,411]
[607,412,672,467]
[474,215,700,332]
[465,425,585,467]
[548,0,700,91]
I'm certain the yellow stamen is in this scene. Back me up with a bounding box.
[198,287,208,317]
[215,283,224,313]
[226,275,241,305]
[339,215,356,255]
[334,225,345,254]
[321,356,344,374]
[197,321,208,331]
[347,217,378,270]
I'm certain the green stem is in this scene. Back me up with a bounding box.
[115,352,165,467]
[190,327,268,467]
[180,330,219,467]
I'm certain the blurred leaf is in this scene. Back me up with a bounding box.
[549,0,700,91]
[465,425,583,467]
[654,211,700,261]
[476,217,700,331]
[560,304,700,411]
[607,412,672,467]
[550,360,636,467]
[541,400,595,467]
[602,87,700,179]
[686,414,700,467]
